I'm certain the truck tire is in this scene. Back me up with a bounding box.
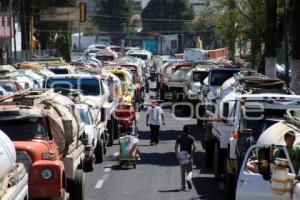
[213,141,222,181]
[224,157,236,197]
[113,117,119,139]
[83,154,95,172]
[95,138,104,163]
[69,170,85,200]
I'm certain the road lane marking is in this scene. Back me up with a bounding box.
[104,167,111,172]
[95,174,109,189]
[197,174,214,178]
[95,180,104,189]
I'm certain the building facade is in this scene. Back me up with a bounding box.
[0,12,12,64]
[188,0,210,16]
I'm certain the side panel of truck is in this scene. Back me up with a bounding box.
[212,122,234,149]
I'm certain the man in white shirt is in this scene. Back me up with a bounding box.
[146,100,165,145]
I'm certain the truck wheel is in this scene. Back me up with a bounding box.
[224,157,236,197]
[213,141,222,181]
[84,154,95,172]
[113,117,119,139]
[69,170,85,200]
[95,138,104,163]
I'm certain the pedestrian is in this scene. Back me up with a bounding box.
[274,130,300,173]
[175,125,196,191]
[146,100,165,145]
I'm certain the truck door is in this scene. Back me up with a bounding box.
[236,146,293,200]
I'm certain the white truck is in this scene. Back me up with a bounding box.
[0,130,28,200]
[183,48,208,62]
[202,67,241,165]
[45,74,117,150]
[217,92,300,195]
[235,108,300,199]
[76,103,104,171]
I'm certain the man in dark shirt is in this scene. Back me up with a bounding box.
[175,125,196,191]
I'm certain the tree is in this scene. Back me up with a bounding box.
[211,0,265,66]
[289,0,300,94]
[264,0,277,77]
[92,0,132,33]
[141,0,194,33]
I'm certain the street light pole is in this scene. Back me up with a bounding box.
[284,0,290,88]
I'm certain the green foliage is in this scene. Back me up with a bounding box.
[196,0,265,64]
[92,0,132,32]
[141,0,194,33]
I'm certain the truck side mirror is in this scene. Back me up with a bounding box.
[258,147,271,181]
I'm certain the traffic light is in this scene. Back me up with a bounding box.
[79,3,86,22]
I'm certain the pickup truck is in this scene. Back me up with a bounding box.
[218,92,300,195]
[0,130,28,200]
[236,109,300,199]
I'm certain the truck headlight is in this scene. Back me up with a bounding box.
[41,169,53,180]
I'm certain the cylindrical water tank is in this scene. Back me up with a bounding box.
[0,130,16,180]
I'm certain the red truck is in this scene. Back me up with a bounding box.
[0,89,86,200]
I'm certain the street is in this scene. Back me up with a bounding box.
[85,108,229,200]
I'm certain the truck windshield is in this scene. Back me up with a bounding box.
[0,82,16,93]
[210,70,240,86]
[170,69,190,81]
[193,71,208,82]
[96,55,114,61]
[49,68,69,74]
[129,54,148,61]
[46,78,101,96]
[0,119,47,141]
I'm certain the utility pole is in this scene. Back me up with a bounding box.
[9,0,13,64]
[251,8,256,69]
[284,0,290,88]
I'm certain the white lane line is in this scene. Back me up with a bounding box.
[197,174,215,178]
[104,167,111,173]
[95,174,109,189]
[95,180,104,189]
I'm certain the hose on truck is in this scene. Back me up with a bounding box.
[0,164,26,198]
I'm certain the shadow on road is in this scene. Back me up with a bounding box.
[158,189,181,193]
[137,152,178,166]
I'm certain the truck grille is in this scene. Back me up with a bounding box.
[16,151,32,172]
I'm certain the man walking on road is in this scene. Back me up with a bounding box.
[146,100,165,145]
[175,125,196,191]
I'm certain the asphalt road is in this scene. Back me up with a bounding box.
[84,107,231,200]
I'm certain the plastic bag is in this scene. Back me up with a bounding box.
[178,151,190,165]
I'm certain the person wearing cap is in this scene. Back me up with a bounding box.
[146,100,165,145]
[175,125,196,191]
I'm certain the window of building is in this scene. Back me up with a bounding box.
[1,17,5,27]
